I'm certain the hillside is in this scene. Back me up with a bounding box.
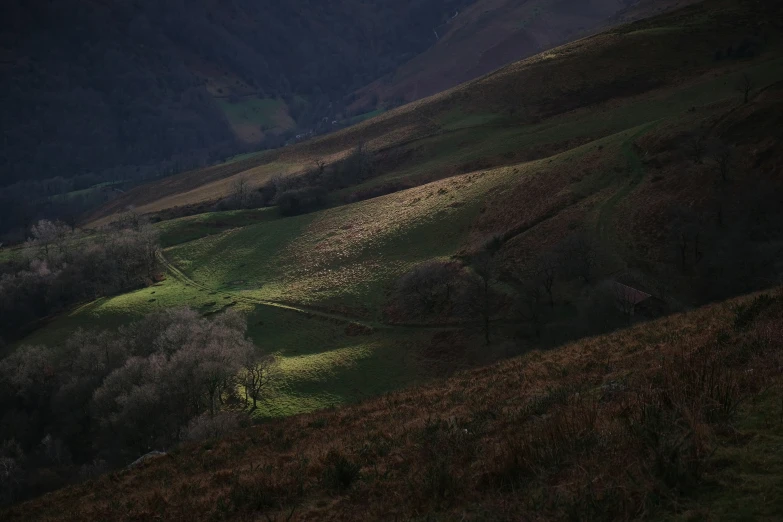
[88,0,783,229]
[2,0,783,516]
[349,0,702,108]
[0,0,469,185]
[6,290,783,520]
[0,0,677,243]
[0,0,658,192]
[11,0,776,414]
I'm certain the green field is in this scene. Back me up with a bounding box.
[23,159,527,416]
[18,264,431,417]
[217,96,295,131]
[165,166,517,315]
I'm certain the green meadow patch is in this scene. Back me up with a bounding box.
[245,305,429,417]
[217,97,295,131]
[17,263,429,418]
[165,165,521,317]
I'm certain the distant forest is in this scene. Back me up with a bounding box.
[0,0,473,239]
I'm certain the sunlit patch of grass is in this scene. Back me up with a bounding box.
[19,276,226,346]
[260,334,422,417]
[243,306,426,417]
[224,150,266,165]
[49,181,124,203]
[438,109,504,131]
[166,165,522,316]
[345,108,385,126]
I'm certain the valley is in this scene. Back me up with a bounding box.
[2,0,783,518]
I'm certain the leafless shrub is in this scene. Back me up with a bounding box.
[736,73,754,104]
[688,132,707,164]
[557,231,596,283]
[185,412,243,442]
[393,260,465,319]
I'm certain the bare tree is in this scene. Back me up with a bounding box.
[1,307,266,499]
[461,252,497,345]
[515,279,546,339]
[313,159,326,176]
[669,206,704,273]
[91,308,258,453]
[689,133,706,164]
[716,143,732,184]
[558,232,596,284]
[231,175,251,209]
[708,141,733,226]
[114,207,145,231]
[26,220,73,266]
[237,353,276,410]
[0,344,57,408]
[736,73,754,104]
[188,311,255,415]
[184,412,242,442]
[393,260,463,318]
[536,253,559,308]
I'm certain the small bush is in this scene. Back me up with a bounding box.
[275,187,327,216]
[732,294,776,331]
[345,181,408,203]
[185,412,244,442]
[321,450,360,493]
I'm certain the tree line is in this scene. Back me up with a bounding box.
[217,144,377,215]
[0,215,160,344]
[0,308,274,506]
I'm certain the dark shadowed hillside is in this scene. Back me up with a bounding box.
[0,0,474,187]
[0,0,475,240]
[0,0,687,243]
[0,0,683,188]
[350,0,701,108]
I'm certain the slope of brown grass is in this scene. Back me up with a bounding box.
[349,0,703,108]
[6,290,783,521]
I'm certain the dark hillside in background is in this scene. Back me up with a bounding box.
[0,0,476,240]
[0,0,692,241]
[0,0,474,186]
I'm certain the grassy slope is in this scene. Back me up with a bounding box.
[164,164,514,315]
[7,290,783,521]
[24,0,783,417]
[216,97,296,144]
[350,0,702,108]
